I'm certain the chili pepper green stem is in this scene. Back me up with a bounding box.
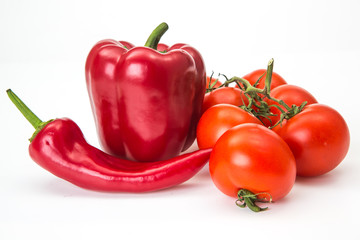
[144,22,169,50]
[7,89,43,129]
[6,89,53,142]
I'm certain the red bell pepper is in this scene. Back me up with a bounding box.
[85,23,206,162]
[7,89,211,192]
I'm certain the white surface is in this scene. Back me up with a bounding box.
[1,0,360,239]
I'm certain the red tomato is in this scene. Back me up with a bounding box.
[209,123,296,201]
[197,104,262,149]
[202,87,249,113]
[273,104,350,177]
[206,76,222,89]
[241,69,287,90]
[262,84,318,127]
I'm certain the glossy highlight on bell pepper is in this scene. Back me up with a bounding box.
[85,23,206,162]
[7,89,212,192]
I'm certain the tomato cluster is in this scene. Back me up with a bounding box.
[197,64,350,212]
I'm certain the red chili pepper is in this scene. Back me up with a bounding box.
[85,22,206,162]
[7,89,211,192]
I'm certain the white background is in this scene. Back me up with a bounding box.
[1,0,360,239]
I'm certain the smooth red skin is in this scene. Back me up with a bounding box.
[119,41,135,50]
[242,69,287,90]
[206,76,222,89]
[29,118,212,192]
[202,87,249,113]
[169,43,207,151]
[197,104,262,149]
[209,123,296,201]
[262,84,318,127]
[273,104,350,177]
[86,40,206,162]
[156,43,169,52]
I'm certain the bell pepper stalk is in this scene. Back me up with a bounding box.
[7,89,212,192]
[85,22,206,162]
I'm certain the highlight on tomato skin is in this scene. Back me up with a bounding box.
[197,104,262,149]
[209,123,296,202]
[273,104,350,177]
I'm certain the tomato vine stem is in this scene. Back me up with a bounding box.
[236,189,272,212]
[207,59,307,127]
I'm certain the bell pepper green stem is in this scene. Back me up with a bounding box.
[144,22,169,50]
[7,89,53,142]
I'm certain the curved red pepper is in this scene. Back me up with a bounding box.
[85,23,206,162]
[7,89,211,192]
[30,119,211,192]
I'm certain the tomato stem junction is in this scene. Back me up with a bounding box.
[207,59,307,127]
[236,189,272,212]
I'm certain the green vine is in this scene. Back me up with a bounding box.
[236,189,273,212]
[206,59,307,127]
